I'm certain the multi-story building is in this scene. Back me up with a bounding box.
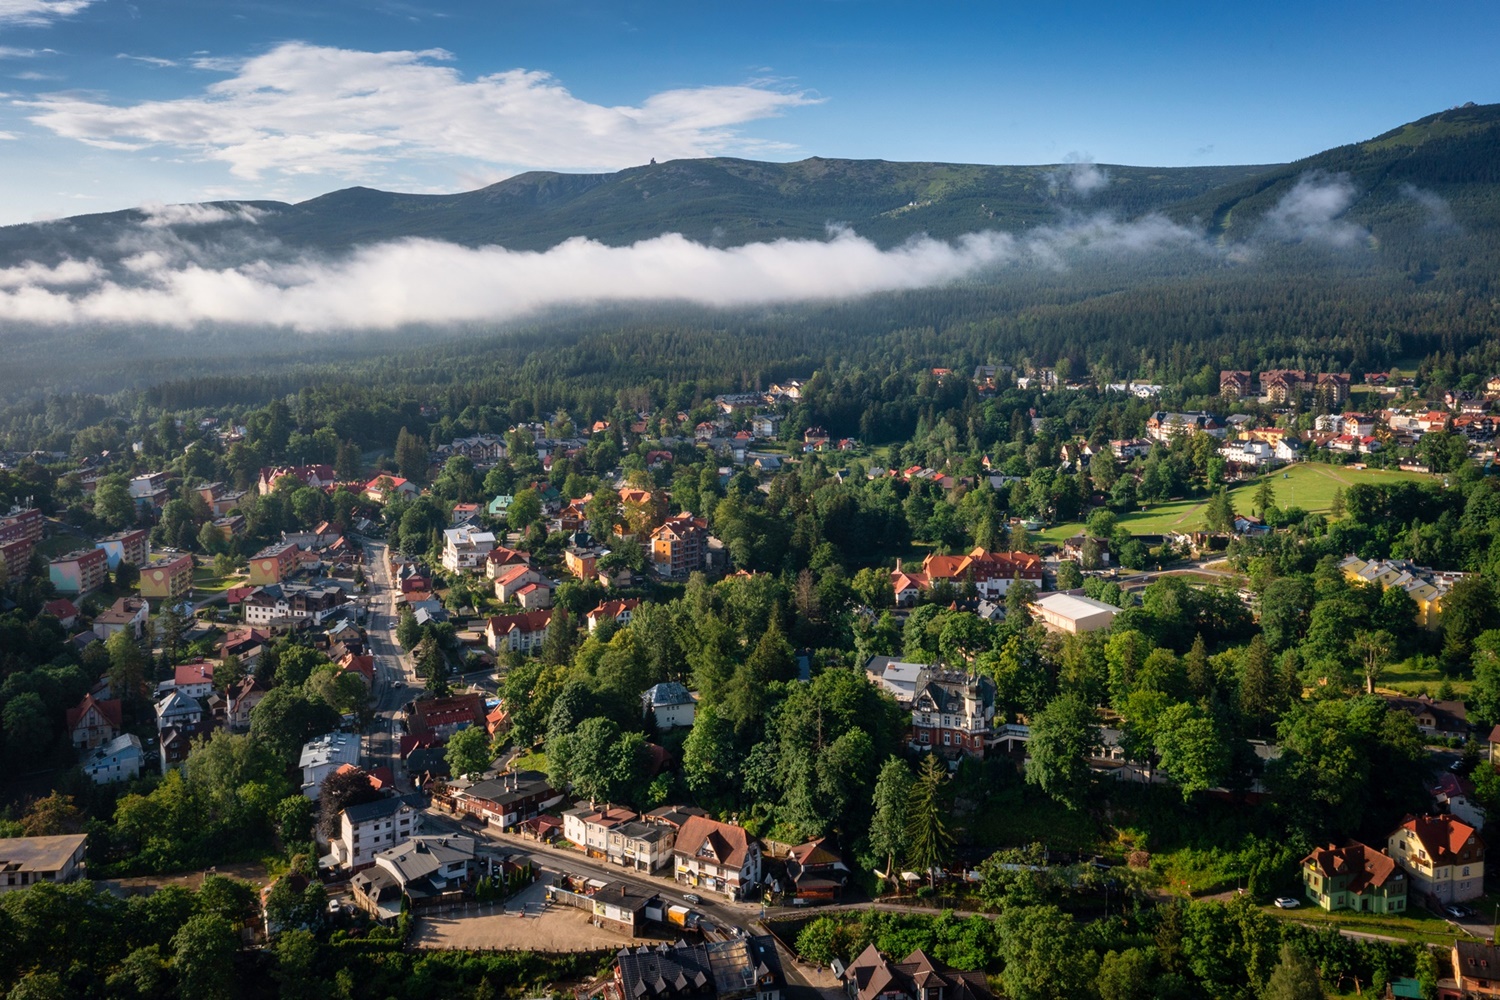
[1300,842,1408,913]
[650,514,710,579]
[1340,556,1466,627]
[441,525,497,574]
[81,734,145,785]
[1219,370,1254,399]
[331,795,422,870]
[248,540,301,586]
[672,815,762,901]
[139,553,194,603]
[95,528,149,570]
[485,610,552,653]
[909,669,998,758]
[66,693,122,749]
[842,946,993,1000]
[242,583,348,626]
[614,936,785,1000]
[1145,411,1226,442]
[642,682,697,730]
[0,835,88,894]
[587,598,641,632]
[93,596,150,641]
[257,464,337,495]
[1452,941,1500,998]
[1387,814,1485,904]
[48,548,108,595]
[890,548,1043,607]
[299,732,361,799]
[445,771,564,830]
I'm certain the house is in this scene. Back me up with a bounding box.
[650,514,710,580]
[81,733,145,784]
[407,693,486,740]
[0,835,88,894]
[1062,535,1110,567]
[1451,941,1500,998]
[487,494,514,518]
[95,528,149,570]
[564,543,606,581]
[642,682,697,730]
[1387,814,1485,904]
[515,580,555,610]
[445,770,564,830]
[492,563,549,603]
[247,541,301,586]
[910,669,998,758]
[672,815,762,901]
[779,839,851,903]
[363,475,419,504]
[441,525,497,574]
[42,598,79,629]
[1146,411,1226,441]
[864,657,926,707]
[158,660,215,700]
[155,689,204,733]
[1031,592,1122,634]
[841,945,994,1000]
[890,548,1044,606]
[1219,439,1279,469]
[1110,438,1154,459]
[48,548,108,595]
[90,596,145,643]
[1301,842,1408,913]
[1341,556,1467,627]
[1383,694,1469,740]
[751,414,782,439]
[350,836,476,921]
[242,584,348,626]
[588,598,641,632]
[1232,514,1270,536]
[227,675,270,731]
[485,609,552,653]
[139,553,194,602]
[258,464,337,494]
[328,795,423,871]
[66,693,122,749]
[613,936,785,1000]
[1431,773,1486,831]
[585,881,658,936]
[484,545,529,578]
[299,732,361,799]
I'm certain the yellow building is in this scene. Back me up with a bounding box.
[139,554,194,603]
[1340,556,1464,627]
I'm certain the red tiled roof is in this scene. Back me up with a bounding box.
[673,815,756,868]
[1302,841,1401,893]
[66,693,122,732]
[1397,813,1484,863]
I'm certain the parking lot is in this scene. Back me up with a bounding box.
[409,879,671,952]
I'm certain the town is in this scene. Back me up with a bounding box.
[3,357,1500,1000]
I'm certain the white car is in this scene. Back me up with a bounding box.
[683,893,701,905]
[1273,897,1300,909]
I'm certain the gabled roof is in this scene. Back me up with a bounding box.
[1301,841,1403,894]
[1394,813,1484,863]
[66,693,122,732]
[673,815,756,868]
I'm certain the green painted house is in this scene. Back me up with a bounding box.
[1301,841,1408,913]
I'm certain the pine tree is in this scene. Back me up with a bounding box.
[904,754,953,885]
[1185,633,1213,700]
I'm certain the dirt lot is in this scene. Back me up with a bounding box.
[410,880,670,952]
[97,860,270,895]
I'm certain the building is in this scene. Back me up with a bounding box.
[1340,556,1467,627]
[1300,842,1408,913]
[350,836,475,920]
[258,464,337,494]
[890,548,1044,607]
[642,682,697,730]
[910,669,998,758]
[778,839,851,904]
[672,815,762,901]
[407,693,486,741]
[158,660,215,700]
[0,835,88,893]
[93,596,150,641]
[1387,814,1485,904]
[299,732,361,799]
[1219,439,1280,470]
[81,733,145,784]
[1452,941,1500,998]
[613,936,785,1000]
[329,795,422,871]
[66,693,122,749]
[1061,534,1110,567]
[650,514,710,579]
[1383,694,1469,740]
[492,563,549,603]
[48,548,108,595]
[248,541,301,586]
[445,770,564,830]
[485,609,552,653]
[1031,592,1122,634]
[864,657,926,706]
[139,553,194,602]
[227,675,270,731]
[441,525,497,574]
[1146,411,1226,442]
[95,528,149,570]
[588,598,642,632]
[842,946,994,1000]
[242,583,348,626]
[589,882,658,936]
[1219,370,1254,399]
[363,475,419,504]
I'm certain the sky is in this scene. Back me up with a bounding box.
[0,0,1496,225]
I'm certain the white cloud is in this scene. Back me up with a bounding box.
[138,200,268,228]
[0,0,90,27]
[0,130,15,139]
[1261,172,1367,247]
[22,41,819,182]
[117,54,180,68]
[0,214,1209,332]
[1399,182,1457,231]
[0,257,102,288]
[1046,155,1111,198]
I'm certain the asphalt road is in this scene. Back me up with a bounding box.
[360,539,415,779]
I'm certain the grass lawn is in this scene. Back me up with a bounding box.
[512,750,547,773]
[192,566,242,594]
[35,533,91,558]
[1035,463,1439,544]
[1378,654,1468,698]
[1264,900,1470,947]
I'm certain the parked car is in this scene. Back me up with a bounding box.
[1445,904,1472,919]
[1273,897,1301,909]
[683,893,701,904]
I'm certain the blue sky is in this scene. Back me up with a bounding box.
[0,0,1496,225]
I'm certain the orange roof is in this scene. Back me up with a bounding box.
[1302,841,1401,892]
[66,693,122,732]
[1397,813,1484,863]
[173,661,215,686]
[673,815,756,868]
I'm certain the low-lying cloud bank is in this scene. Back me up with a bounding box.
[0,172,1415,332]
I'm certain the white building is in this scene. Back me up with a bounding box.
[299,732,361,799]
[81,734,144,784]
[441,526,497,574]
[641,682,697,730]
[1031,592,1122,634]
[329,796,422,870]
[863,657,925,707]
[1219,439,1278,469]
